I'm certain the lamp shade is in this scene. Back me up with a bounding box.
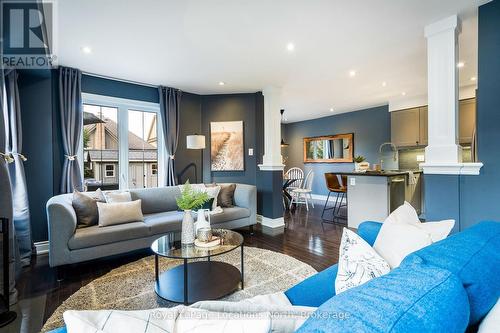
[186,135,206,149]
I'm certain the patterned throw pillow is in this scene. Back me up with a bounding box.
[335,228,391,294]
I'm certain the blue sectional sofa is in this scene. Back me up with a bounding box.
[289,221,500,332]
[48,220,500,333]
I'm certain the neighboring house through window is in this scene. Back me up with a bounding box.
[81,93,164,191]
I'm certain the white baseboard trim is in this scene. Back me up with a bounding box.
[257,214,285,228]
[310,194,347,204]
[35,241,49,255]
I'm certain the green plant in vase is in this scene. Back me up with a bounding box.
[354,155,368,172]
[177,181,210,245]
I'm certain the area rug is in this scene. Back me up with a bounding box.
[42,246,317,332]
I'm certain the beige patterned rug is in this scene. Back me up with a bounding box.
[42,246,317,332]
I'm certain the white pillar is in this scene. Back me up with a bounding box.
[259,86,285,171]
[424,15,462,165]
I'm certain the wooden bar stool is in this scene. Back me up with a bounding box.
[321,173,347,222]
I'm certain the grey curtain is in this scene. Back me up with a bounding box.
[0,70,18,304]
[159,86,182,186]
[59,67,83,193]
[4,70,32,266]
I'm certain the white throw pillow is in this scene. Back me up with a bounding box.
[373,202,455,268]
[335,228,390,294]
[97,200,143,227]
[105,191,132,203]
[204,185,221,210]
[478,298,500,333]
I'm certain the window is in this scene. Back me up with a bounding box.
[83,104,119,190]
[81,93,163,191]
[128,110,158,189]
[104,164,115,177]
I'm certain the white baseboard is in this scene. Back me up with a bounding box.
[35,241,49,255]
[257,214,285,228]
[310,194,347,204]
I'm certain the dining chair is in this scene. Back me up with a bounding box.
[290,170,315,211]
[284,167,304,191]
[321,173,348,222]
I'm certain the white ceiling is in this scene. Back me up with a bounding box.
[57,0,489,123]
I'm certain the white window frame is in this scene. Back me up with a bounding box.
[104,164,116,178]
[80,93,165,189]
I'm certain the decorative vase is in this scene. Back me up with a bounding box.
[181,210,195,245]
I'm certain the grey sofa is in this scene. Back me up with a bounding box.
[46,183,256,267]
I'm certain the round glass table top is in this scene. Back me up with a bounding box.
[151,229,243,259]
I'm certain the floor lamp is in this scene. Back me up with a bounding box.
[0,218,17,327]
[186,134,206,184]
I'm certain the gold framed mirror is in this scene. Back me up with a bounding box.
[303,133,354,163]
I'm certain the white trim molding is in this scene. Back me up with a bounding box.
[35,241,49,255]
[420,162,483,175]
[257,164,285,171]
[257,214,285,228]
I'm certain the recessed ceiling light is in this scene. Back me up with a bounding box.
[382,81,387,87]
[349,70,356,77]
[218,81,225,86]
[401,92,407,96]
[81,46,92,54]
[470,76,477,81]
[284,118,288,121]
[457,62,465,68]
[329,108,334,112]
[286,42,295,51]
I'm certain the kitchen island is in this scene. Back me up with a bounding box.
[335,170,422,228]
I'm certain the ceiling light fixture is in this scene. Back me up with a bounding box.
[457,62,465,68]
[401,92,407,96]
[218,81,225,86]
[81,46,92,54]
[286,42,295,51]
[329,108,334,112]
[470,76,477,81]
[349,70,356,77]
[382,81,387,87]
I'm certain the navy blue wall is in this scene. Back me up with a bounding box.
[18,69,57,242]
[283,105,391,196]
[425,0,500,230]
[81,75,159,103]
[201,93,264,185]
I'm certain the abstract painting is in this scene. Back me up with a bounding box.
[210,121,244,171]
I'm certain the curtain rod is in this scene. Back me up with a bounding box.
[82,71,159,89]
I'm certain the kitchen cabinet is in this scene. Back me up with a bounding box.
[459,98,476,144]
[391,98,476,147]
[391,107,426,147]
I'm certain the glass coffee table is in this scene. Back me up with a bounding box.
[151,229,244,305]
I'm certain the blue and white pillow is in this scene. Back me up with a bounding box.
[335,228,390,294]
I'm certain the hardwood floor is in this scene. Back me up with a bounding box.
[6,204,347,333]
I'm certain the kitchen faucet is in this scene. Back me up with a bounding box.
[378,142,398,170]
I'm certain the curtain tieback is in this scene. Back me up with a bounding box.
[0,152,14,163]
[11,152,28,161]
[65,155,78,161]
[169,154,175,160]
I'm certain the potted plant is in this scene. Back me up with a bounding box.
[354,155,369,172]
[176,181,210,245]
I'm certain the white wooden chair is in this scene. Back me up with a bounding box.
[290,170,315,211]
[284,167,304,191]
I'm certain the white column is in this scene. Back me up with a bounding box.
[259,86,285,171]
[420,16,482,175]
[424,15,462,164]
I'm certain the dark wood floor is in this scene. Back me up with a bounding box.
[8,204,347,333]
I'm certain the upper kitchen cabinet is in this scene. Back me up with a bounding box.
[391,107,423,147]
[459,98,476,144]
[391,98,476,147]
